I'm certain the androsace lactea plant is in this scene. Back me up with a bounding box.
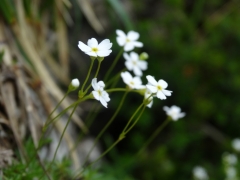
[36,29,186,179]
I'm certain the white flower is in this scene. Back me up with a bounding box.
[144,89,154,108]
[123,52,147,76]
[193,166,209,180]
[121,71,145,89]
[146,75,172,100]
[223,153,238,165]
[225,167,237,179]
[232,138,240,152]
[116,30,143,51]
[163,105,185,121]
[91,78,110,108]
[78,38,112,57]
[71,78,80,88]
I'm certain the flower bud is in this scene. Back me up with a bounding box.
[68,78,80,91]
[139,52,149,60]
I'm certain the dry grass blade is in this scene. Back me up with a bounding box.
[55,0,70,79]
[13,0,88,133]
[0,69,28,162]
[77,0,105,34]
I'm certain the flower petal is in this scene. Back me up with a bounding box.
[162,89,172,96]
[102,91,110,102]
[138,61,148,70]
[92,91,100,100]
[98,39,112,50]
[91,78,98,90]
[86,51,98,57]
[133,76,142,85]
[157,91,166,100]
[125,61,133,71]
[133,41,143,47]
[87,38,98,48]
[98,81,105,88]
[146,84,157,93]
[121,71,132,84]
[124,43,135,51]
[116,37,126,46]
[147,100,153,108]
[97,50,112,57]
[99,97,108,108]
[163,106,169,112]
[133,67,142,76]
[116,29,126,38]
[123,53,131,62]
[146,75,158,86]
[127,31,139,41]
[158,79,168,89]
[78,41,91,52]
[130,51,139,60]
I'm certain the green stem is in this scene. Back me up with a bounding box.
[84,60,102,94]
[137,118,170,156]
[106,67,126,88]
[70,103,100,153]
[121,103,144,135]
[80,58,95,94]
[36,151,52,180]
[44,98,81,129]
[82,91,129,166]
[50,104,78,167]
[89,138,121,165]
[43,92,69,130]
[124,105,146,135]
[104,49,123,82]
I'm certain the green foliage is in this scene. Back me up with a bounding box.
[104,0,240,179]
[3,139,72,180]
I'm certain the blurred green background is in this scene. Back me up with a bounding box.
[1,0,240,179]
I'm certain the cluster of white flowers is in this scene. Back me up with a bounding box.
[193,166,209,180]
[222,152,239,180]
[76,29,185,118]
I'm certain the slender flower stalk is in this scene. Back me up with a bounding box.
[75,98,146,179]
[106,67,127,87]
[42,92,69,132]
[82,91,129,166]
[137,118,170,156]
[84,60,102,94]
[50,104,78,167]
[123,105,146,135]
[79,58,95,97]
[104,48,124,82]
[121,103,145,137]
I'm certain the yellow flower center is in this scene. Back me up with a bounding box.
[157,85,162,91]
[130,81,135,86]
[126,38,130,43]
[98,90,102,96]
[92,47,98,52]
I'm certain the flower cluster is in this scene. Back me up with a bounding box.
[77,29,185,119]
